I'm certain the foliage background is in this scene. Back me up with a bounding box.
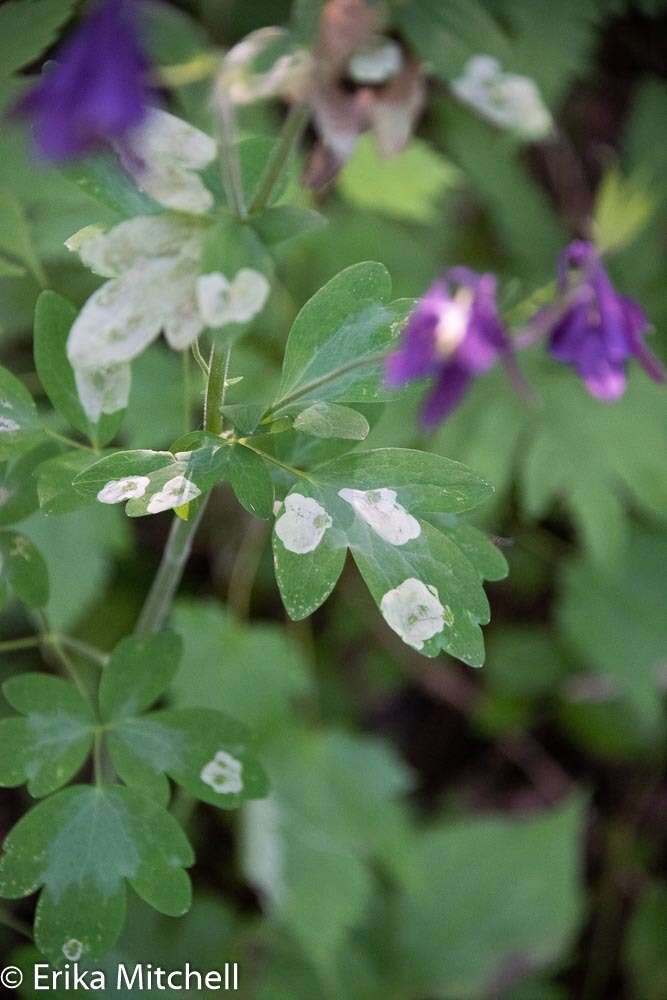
[0,0,666,997]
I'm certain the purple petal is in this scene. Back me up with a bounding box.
[421,364,471,428]
[14,0,151,161]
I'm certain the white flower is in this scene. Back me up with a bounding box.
[146,475,201,514]
[200,750,244,794]
[196,268,270,328]
[275,494,332,554]
[380,577,446,650]
[116,109,217,215]
[97,476,150,504]
[451,55,553,140]
[338,487,421,545]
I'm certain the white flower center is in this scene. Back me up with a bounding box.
[434,288,473,357]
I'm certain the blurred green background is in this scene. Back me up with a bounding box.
[1,1,666,997]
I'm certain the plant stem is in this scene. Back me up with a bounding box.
[215,92,246,219]
[56,634,109,668]
[263,350,388,420]
[240,441,312,481]
[0,635,42,653]
[44,427,96,452]
[204,344,230,436]
[135,344,229,636]
[247,104,310,215]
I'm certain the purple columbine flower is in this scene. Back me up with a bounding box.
[386,268,512,427]
[14,0,151,160]
[548,240,665,400]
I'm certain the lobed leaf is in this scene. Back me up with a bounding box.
[0,674,93,797]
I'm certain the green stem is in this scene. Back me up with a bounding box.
[0,635,42,653]
[216,93,246,219]
[247,104,310,215]
[135,345,229,636]
[56,634,109,668]
[44,427,96,452]
[240,441,312,481]
[263,350,388,420]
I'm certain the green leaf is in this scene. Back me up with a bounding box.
[0,0,76,77]
[625,883,667,1000]
[35,450,100,514]
[0,254,25,277]
[339,136,460,223]
[99,632,269,808]
[34,291,123,447]
[395,0,513,81]
[242,729,413,973]
[293,402,370,441]
[0,785,194,964]
[424,515,508,582]
[397,798,584,997]
[171,599,312,743]
[251,206,326,248]
[99,633,182,722]
[0,442,55,527]
[107,709,269,809]
[0,530,49,607]
[272,263,411,415]
[201,215,272,282]
[61,154,161,219]
[0,674,93,797]
[72,444,228,516]
[557,526,667,726]
[592,166,656,254]
[0,189,45,286]
[0,364,42,460]
[138,0,209,65]
[272,449,495,664]
[518,360,667,567]
[226,445,274,519]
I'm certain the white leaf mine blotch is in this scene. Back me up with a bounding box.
[380,577,446,650]
[451,55,552,140]
[117,109,217,215]
[196,268,270,328]
[146,475,201,514]
[62,938,83,962]
[275,494,332,554]
[338,487,421,545]
[0,416,20,432]
[200,750,244,795]
[97,476,151,504]
[73,362,132,423]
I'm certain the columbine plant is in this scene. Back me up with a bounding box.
[0,0,663,971]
